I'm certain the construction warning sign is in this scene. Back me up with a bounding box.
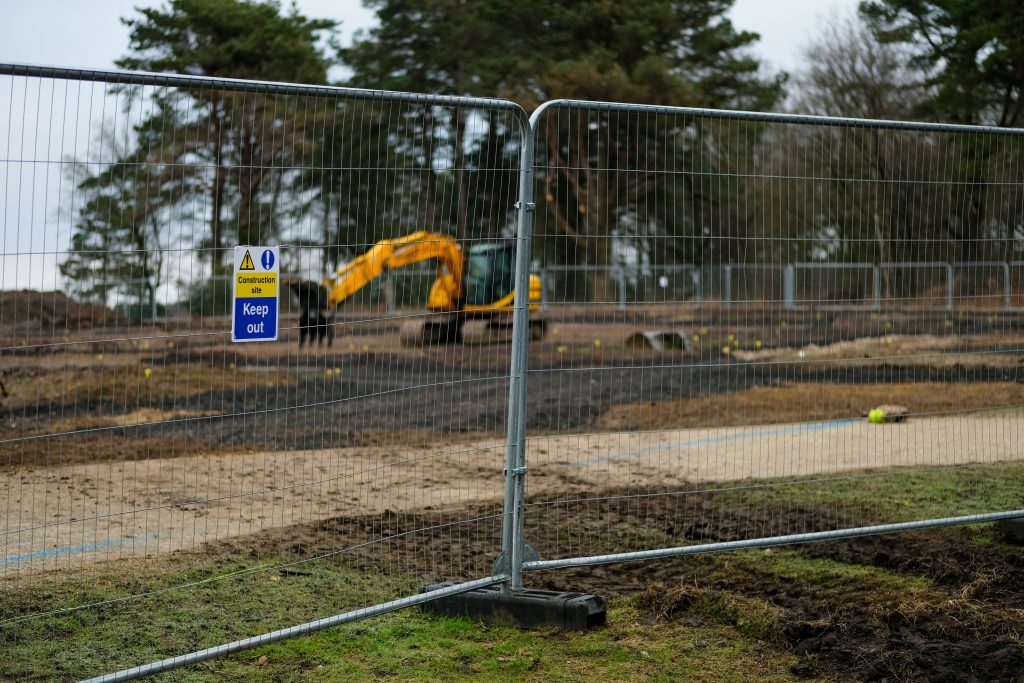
[232,245,279,342]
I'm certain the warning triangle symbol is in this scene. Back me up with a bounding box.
[239,250,256,271]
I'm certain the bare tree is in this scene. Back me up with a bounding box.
[792,11,926,120]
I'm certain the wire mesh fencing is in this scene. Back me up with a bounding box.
[518,100,1024,576]
[4,62,1024,681]
[0,64,531,678]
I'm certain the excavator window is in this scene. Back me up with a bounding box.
[464,243,516,306]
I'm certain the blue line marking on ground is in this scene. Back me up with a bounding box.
[573,419,859,466]
[1,536,152,566]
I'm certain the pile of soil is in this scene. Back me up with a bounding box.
[0,290,124,331]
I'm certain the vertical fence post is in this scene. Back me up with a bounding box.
[946,263,955,311]
[616,267,627,311]
[872,266,882,311]
[500,113,535,592]
[783,264,796,311]
[692,267,703,306]
[383,269,396,313]
[539,265,549,312]
[1003,262,1012,312]
[723,264,733,309]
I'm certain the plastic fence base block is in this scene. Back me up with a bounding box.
[419,582,607,630]
[997,517,1024,544]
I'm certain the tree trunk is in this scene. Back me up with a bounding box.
[210,96,227,274]
[586,236,616,304]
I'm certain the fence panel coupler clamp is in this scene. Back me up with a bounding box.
[514,201,536,211]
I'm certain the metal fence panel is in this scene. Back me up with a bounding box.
[0,63,529,678]
[519,99,1024,576]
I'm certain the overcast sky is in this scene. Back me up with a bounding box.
[0,0,861,80]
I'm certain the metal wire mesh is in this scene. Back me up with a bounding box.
[520,100,1024,572]
[0,64,527,674]
[4,64,1024,679]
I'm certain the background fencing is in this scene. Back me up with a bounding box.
[83,259,1024,320]
[2,65,1024,681]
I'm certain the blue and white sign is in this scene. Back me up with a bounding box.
[232,245,279,342]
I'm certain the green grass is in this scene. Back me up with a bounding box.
[1,557,804,682]
[739,461,1024,522]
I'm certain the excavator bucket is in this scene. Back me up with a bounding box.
[288,280,334,347]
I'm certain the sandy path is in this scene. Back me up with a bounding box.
[3,413,1022,577]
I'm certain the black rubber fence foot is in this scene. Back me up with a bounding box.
[419,582,607,631]
[996,518,1024,544]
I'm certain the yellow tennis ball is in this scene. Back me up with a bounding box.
[333,367,341,376]
[868,408,885,424]
[143,367,152,378]
[754,339,763,349]
[593,339,602,348]
[721,345,731,356]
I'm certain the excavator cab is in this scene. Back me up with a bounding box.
[463,242,516,307]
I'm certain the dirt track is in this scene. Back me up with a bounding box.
[4,412,1021,576]
[3,306,1023,579]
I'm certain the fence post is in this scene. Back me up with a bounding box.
[783,264,796,311]
[383,269,396,313]
[1003,262,1012,311]
[946,263,954,311]
[538,265,548,312]
[871,266,882,311]
[723,264,733,309]
[500,113,535,592]
[691,267,703,305]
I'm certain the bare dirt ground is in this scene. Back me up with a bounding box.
[3,412,1021,575]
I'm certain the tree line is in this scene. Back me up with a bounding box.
[56,0,1024,310]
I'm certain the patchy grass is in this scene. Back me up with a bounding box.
[4,362,284,413]
[2,461,1022,681]
[744,461,1024,522]
[0,556,803,682]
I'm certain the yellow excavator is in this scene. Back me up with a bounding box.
[288,231,545,346]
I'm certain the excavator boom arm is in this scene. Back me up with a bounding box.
[324,231,464,309]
